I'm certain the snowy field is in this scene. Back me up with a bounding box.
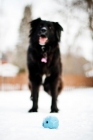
[0,88,93,140]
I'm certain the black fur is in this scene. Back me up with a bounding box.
[27,18,63,113]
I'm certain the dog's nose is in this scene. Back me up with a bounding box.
[41,27,47,34]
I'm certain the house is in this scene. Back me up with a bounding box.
[83,63,93,77]
[85,69,93,77]
[0,63,19,77]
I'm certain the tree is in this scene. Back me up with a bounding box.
[14,5,32,72]
[55,0,92,54]
[72,0,93,69]
[55,0,93,75]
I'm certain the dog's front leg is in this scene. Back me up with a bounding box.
[48,73,59,113]
[28,84,39,112]
[50,81,59,113]
[28,75,42,112]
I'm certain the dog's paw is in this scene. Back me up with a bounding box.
[50,108,59,113]
[28,108,38,113]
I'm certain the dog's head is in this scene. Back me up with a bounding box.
[29,18,63,63]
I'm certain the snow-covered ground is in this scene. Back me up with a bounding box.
[0,88,93,140]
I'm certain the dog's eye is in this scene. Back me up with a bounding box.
[40,23,43,28]
[49,25,53,30]
[40,25,42,28]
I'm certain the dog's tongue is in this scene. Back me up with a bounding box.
[39,37,48,45]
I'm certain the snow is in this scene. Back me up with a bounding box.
[0,88,93,140]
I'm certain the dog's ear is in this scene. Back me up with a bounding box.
[53,22,63,41]
[30,18,41,28]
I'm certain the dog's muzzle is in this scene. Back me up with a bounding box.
[39,27,48,46]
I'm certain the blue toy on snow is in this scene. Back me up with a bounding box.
[42,116,59,129]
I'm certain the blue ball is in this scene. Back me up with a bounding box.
[42,116,59,129]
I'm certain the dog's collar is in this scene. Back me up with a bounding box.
[40,45,48,63]
[41,45,45,52]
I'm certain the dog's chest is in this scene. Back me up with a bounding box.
[40,54,53,75]
[41,63,50,75]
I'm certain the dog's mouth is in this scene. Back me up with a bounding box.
[39,35,48,46]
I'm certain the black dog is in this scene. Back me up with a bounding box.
[27,18,63,113]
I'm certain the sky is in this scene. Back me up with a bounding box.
[0,0,93,61]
